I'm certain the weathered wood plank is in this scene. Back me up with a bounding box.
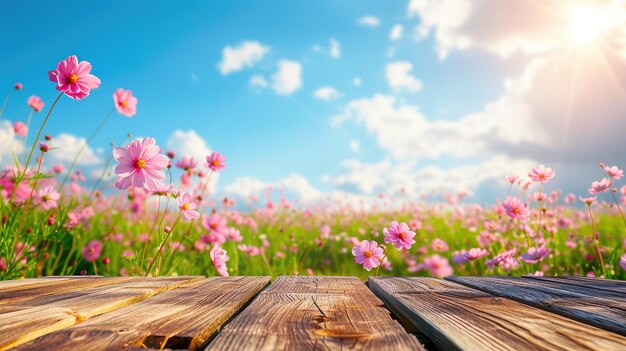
[12,276,270,351]
[0,277,73,290]
[205,276,424,351]
[525,276,626,294]
[447,276,626,336]
[0,276,201,350]
[369,277,626,351]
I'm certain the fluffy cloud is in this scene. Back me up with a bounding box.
[330,38,341,58]
[357,15,380,27]
[166,130,212,163]
[313,86,340,101]
[390,24,404,41]
[249,74,269,88]
[218,41,270,75]
[225,173,321,203]
[271,60,302,95]
[385,61,423,92]
[0,121,24,166]
[47,133,103,166]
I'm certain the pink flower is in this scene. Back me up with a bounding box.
[352,240,384,271]
[620,254,626,271]
[603,165,623,180]
[588,178,612,195]
[383,221,416,250]
[502,197,530,221]
[466,248,488,260]
[37,186,60,210]
[64,212,81,229]
[175,156,197,171]
[505,175,519,184]
[521,247,551,264]
[424,254,453,278]
[13,121,27,137]
[27,95,44,112]
[113,137,169,191]
[14,83,22,90]
[48,55,101,100]
[579,196,597,206]
[113,88,138,117]
[210,244,229,277]
[528,165,555,183]
[177,192,199,220]
[206,152,226,172]
[202,213,228,236]
[82,240,102,262]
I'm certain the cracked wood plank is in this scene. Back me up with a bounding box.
[205,276,424,351]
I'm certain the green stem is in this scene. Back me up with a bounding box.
[141,195,162,268]
[375,247,390,277]
[22,93,62,176]
[21,110,34,163]
[0,89,15,120]
[146,212,182,276]
[588,205,606,277]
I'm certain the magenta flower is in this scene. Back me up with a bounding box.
[37,186,60,210]
[13,121,27,137]
[14,83,22,90]
[521,247,551,264]
[528,165,555,183]
[113,88,138,117]
[603,165,624,180]
[383,221,416,250]
[210,244,229,277]
[48,55,101,100]
[175,156,198,171]
[202,213,228,235]
[113,137,169,191]
[27,95,44,112]
[588,178,612,195]
[620,254,626,271]
[82,240,102,262]
[466,248,488,260]
[177,192,199,220]
[579,196,597,206]
[423,254,453,278]
[206,152,226,172]
[502,197,530,221]
[352,240,384,271]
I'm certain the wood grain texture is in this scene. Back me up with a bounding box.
[369,277,626,351]
[447,276,626,336]
[12,276,270,351]
[205,276,424,351]
[525,276,626,294]
[0,276,200,350]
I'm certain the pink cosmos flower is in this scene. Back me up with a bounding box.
[206,152,226,172]
[505,175,519,184]
[82,240,103,262]
[64,212,81,229]
[48,55,101,100]
[202,213,228,236]
[603,165,623,180]
[431,238,449,252]
[579,196,597,206]
[352,240,384,271]
[113,137,169,191]
[210,244,229,277]
[467,248,488,261]
[620,254,626,271]
[383,221,416,250]
[13,121,27,137]
[37,186,60,210]
[423,254,453,278]
[27,95,44,112]
[177,192,199,220]
[521,247,551,264]
[588,178,612,195]
[113,88,137,117]
[528,164,555,183]
[502,197,530,221]
[175,156,197,171]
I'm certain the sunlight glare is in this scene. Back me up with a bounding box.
[570,4,618,44]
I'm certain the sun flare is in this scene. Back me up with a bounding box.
[569,4,620,44]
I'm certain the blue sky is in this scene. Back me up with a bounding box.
[1,0,625,204]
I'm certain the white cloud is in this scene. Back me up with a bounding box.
[390,24,404,41]
[0,121,24,166]
[48,133,103,166]
[225,173,321,203]
[218,41,270,75]
[358,15,380,27]
[385,61,423,92]
[166,130,212,163]
[249,74,269,88]
[330,38,341,58]
[271,60,302,95]
[349,140,360,152]
[353,77,362,87]
[313,86,340,101]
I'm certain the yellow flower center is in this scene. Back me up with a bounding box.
[182,203,190,210]
[135,159,146,169]
[69,73,79,84]
[212,159,220,166]
[120,101,127,107]
[364,251,372,258]
[42,195,50,202]
[513,208,520,215]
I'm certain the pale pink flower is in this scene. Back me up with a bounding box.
[37,186,60,210]
[202,213,228,236]
[82,240,102,262]
[64,212,81,229]
[27,95,44,112]
[528,165,555,183]
[383,221,416,250]
[113,88,138,117]
[431,238,449,252]
[48,55,101,100]
[502,197,530,221]
[466,248,488,260]
[175,156,197,171]
[13,121,27,137]
[521,247,551,264]
[603,165,623,180]
[588,178,612,195]
[206,152,226,172]
[620,254,626,271]
[352,240,384,271]
[579,196,597,206]
[113,137,169,191]
[177,192,199,220]
[423,255,453,278]
[210,244,229,277]
[505,175,519,184]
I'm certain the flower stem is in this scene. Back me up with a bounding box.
[140,195,161,268]
[22,93,62,176]
[0,89,15,120]
[21,110,34,162]
[146,212,182,276]
[608,190,626,231]
[375,247,390,277]
[588,205,606,277]
[261,251,274,277]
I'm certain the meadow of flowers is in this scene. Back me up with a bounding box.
[1,55,625,281]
